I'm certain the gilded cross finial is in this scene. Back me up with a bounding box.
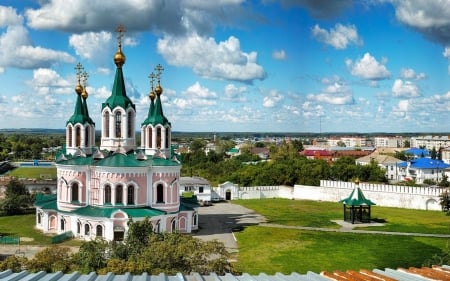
[81,71,89,87]
[75,62,84,84]
[148,72,156,90]
[116,24,126,49]
[155,64,164,86]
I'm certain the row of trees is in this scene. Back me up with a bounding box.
[0,218,233,274]
[182,141,387,186]
[0,133,65,161]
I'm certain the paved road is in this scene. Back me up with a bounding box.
[193,201,267,252]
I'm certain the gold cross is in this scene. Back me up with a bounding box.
[82,71,89,87]
[148,72,156,90]
[74,62,84,83]
[155,64,164,85]
[116,24,126,48]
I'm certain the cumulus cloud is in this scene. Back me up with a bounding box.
[157,34,266,83]
[0,25,74,69]
[307,77,354,105]
[24,0,249,36]
[224,84,247,102]
[399,67,426,80]
[27,68,72,96]
[275,0,352,19]
[262,90,283,108]
[272,49,287,60]
[346,52,390,80]
[391,0,450,44]
[392,79,420,98]
[0,6,23,26]
[312,23,362,49]
[69,31,113,66]
[173,82,217,110]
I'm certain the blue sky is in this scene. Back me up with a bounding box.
[1,0,450,133]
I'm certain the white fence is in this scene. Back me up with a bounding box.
[214,180,448,211]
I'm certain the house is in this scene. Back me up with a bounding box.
[179,176,212,206]
[397,157,450,184]
[34,27,198,241]
[355,153,402,181]
[299,148,334,161]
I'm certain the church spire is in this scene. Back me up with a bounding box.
[140,64,171,157]
[65,62,95,156]
[100,24,136,152]
[152,64,169,126]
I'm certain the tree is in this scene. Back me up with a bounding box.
[125,217,153,257]
[26,246,72,273]
[71,238,109,273]
[0,178,33,215]
[439,191,450,212]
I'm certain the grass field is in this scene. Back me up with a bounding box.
[233,198,450,274]
[7,167,57,180]
[0,214,81,246]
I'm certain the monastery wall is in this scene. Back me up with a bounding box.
[221,180,448,211]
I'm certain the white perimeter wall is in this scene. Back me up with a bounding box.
[216,180,448,211]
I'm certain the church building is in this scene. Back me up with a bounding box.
[35,26,198,241]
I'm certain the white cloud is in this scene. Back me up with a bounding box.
[157,34,266,83]
[346,52,390,80]
[173,82,217,110]
[224,84,247,102]
[0,25,74,69]
[444,46,450,58]
[0,6,23,26]
[391,0,450,44]
[25,0,249,36]
[307,78,354,105]
[272,49,287,60]
[312,23,362,49]
[392,79,420,98]
[391,99,410,119]
[400,67,426,80]
[262,90,283,108]
[27,68,72,96]
[69,31,112,66]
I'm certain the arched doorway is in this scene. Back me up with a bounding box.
[225,189,231,200]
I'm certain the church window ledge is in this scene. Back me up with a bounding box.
[104,203,112,206]
[71,200,81,205]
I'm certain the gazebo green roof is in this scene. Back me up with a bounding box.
[339,187,376,206]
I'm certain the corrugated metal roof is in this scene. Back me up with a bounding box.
[2,265,450,281]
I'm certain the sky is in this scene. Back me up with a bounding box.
[2,0,450,133]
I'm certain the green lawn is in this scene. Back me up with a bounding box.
[0,214,81,246]
[234,226,447,274]
[234,198,450,234]
[233,198,450,274]
[7,167,57,180]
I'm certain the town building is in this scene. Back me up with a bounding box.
[355,153,402,181]
[410,135,450,150]
[34,26,198,241]
[179,176,212,206]
[397,158,450,184]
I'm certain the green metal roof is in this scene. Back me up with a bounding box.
[35,193,58,209]
[339,187,376,206]
[56,149,181,168]
[102,67,135,111]
[141,95,170,127]
[94,152,151,167]
[66,94,94,126]
[71,205,166,218]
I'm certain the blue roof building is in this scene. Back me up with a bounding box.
[397,158,450,184]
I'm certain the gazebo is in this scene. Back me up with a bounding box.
[339,183,376,224]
